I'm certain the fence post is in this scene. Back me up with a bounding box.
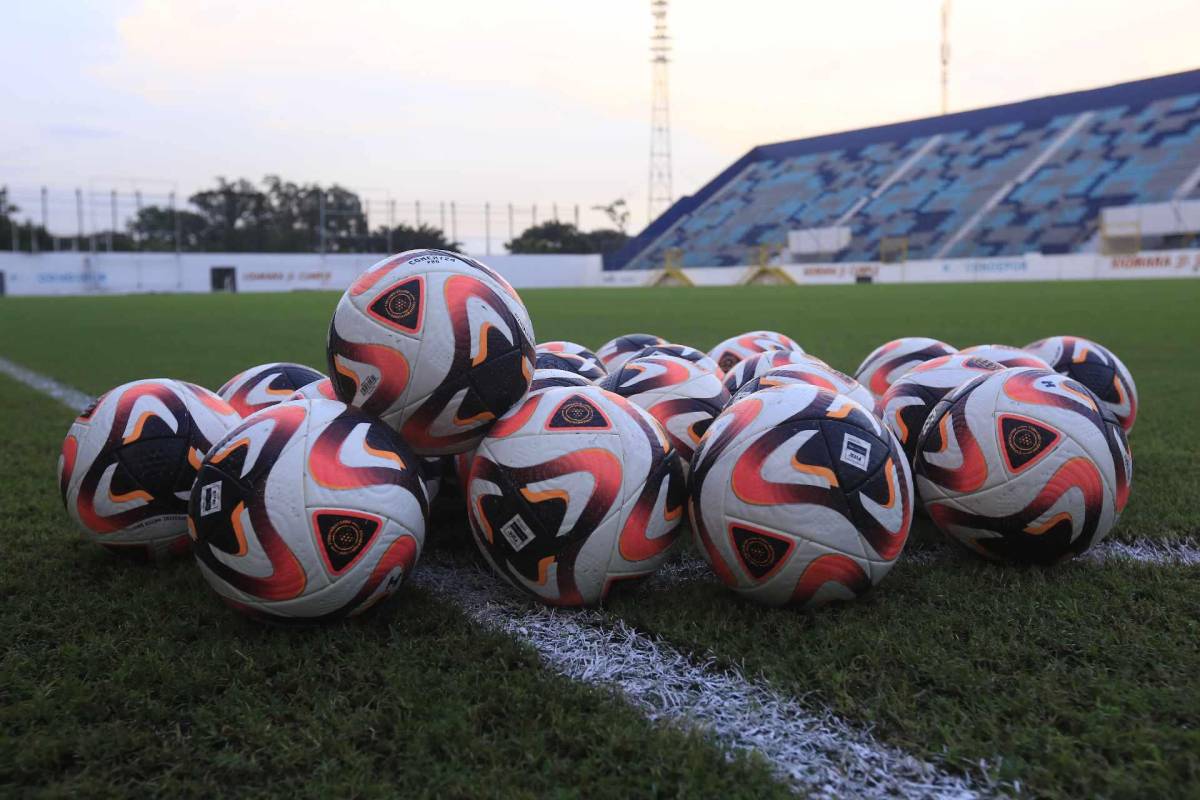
[574,203,579,229]
[553,202,558,221]
[532,203,537,226]
[108,190,117,252]
[74,188,83,252]
[415,200,421,227]
[388,199,396,253]
[450,201,458,248]
[41,186,48,249]
[318,190,327,254]
[170,191,180,254]
[485,202,491,256]
[439,201,446,234]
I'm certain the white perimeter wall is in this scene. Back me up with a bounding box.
[0,249,1198,297]
[0,252,603,296]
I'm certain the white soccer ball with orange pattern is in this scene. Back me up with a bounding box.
[854,337,957,398]
[58,379,240,560]
[190,399,428,622]
[707,330,804,374]
[913,368,1132,564]
[467,386,686,606]
[1023,335,1137,431]
[689,384,913,608]
[327,250,535,455]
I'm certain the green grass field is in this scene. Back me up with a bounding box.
[2,280,1198,798]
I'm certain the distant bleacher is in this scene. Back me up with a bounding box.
[611,70,1200,270]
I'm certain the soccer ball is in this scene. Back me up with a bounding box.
[598,353,729,472]
[730,360,875,411]
[1023,335,1138,431]
[631,343,724,377]
[914,368,1131,564]
[529,367,592,394]
[218,362,326,417]
[596,333,668,372]
[878,354,1004,464]
[854,337,957,398]
[327,249,536,455]
[467,386,686,606]
[58,379,240,560]
[958,344,1050,369]
[288,378,338,401]
[707,330,803,374]
[721,350,815,396]
[419,456,447,503]
[190,399,428,622]
[535,341,607,379]
[534,351,605,383]
[690,384,912,608]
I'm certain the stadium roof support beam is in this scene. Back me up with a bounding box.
[934,111,1094,258]
[834,135,944,226]
[1172,160,1200,200]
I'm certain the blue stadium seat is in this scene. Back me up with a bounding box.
[612,70,1200,270]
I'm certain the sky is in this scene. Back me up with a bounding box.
[1,0,1198,243]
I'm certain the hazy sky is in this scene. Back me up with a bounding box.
[2,0,1197,238]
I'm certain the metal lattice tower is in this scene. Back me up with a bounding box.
[941,0,951,115]
[648,0,673,223]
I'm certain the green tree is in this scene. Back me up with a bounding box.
[505,220,628,255]
[373,223,459,253]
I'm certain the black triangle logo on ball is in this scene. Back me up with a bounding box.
[313,510,382,574]
[547,394,612,431]
[729,524,794,581]
[998,415,1061,473]
[368,277,423,333]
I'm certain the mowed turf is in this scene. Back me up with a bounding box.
[0,378,790,798]
[1,279,1199,798]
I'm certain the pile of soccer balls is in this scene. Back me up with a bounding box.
[56,250,1136,622]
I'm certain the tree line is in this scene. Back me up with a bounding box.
[1,180,630,255]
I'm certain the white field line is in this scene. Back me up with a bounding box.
[0,356,94,412]
[4,357,995,798]
[413,559,993,800]
[648,536,1200,592]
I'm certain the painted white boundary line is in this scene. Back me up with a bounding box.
[648,536,1200,592]
[4,358,994,798]
[0,356,94,412]
[413,559,991,800]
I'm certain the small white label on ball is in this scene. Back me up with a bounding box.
[840,434,872,471]
[500,515,536,552]
[200,482,222,516]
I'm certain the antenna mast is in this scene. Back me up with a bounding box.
[648,0,673,223]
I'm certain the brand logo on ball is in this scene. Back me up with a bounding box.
[384,288,417,320]
[717,352,740,372]
[547,394,612,431]
[840,434,872,470]
[1007,424,1042,455]
[500,515,536,552]
[313,511,382,573]
[740,536,775,568]
[326,519,365,555]
[562,401,594,425]
[998,415,1061,473]
[199,482,222,516]
[729,525,794,581]
[367,277,423,332]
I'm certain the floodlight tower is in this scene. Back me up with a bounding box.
[648,0,674,223]
[941,0,951,115]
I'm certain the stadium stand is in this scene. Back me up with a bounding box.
[610,70,1200,270]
